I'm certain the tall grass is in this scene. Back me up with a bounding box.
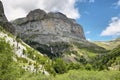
[19,70,120,80]
[54,70,120,80]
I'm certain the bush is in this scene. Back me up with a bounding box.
[53,58,68,74]
[44,63,56,76]
[85,63,92,70]
[67,63,84,70]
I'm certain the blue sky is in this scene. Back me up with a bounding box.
[76,0,120,41]
[1,0,120,41]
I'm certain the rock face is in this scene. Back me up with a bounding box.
[0,1,7,22]
[13,9,85,43]
[12,9,86,57]
[0,1,15,34]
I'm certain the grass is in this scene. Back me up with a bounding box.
[63,43,101,63]
[54,70,120,80]
[18,70,120,80]
[0,26,15,38]
[94,39,120,50]
[1,25,120,80]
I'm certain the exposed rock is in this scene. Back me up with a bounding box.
[12,9,86,57]
[0,1,15,34]
[0,1,7,22]
[13,9,85,41]
[26,9,47,21]
[47,12,67,19]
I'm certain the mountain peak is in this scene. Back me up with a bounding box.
[12,9,86,56]
[47,12,67,19]
[26,9,69,21]
[26,9,46,21]
[13,9,86,43]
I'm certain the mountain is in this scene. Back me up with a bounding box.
[12,9,107,59]
[0,1,15,34]
[94,38,120,50]
[0,0,108,62]
[0,0,107,64]
[12,9,85,44]
[1,1,120,79]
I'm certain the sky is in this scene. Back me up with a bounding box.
[1,0,120,41]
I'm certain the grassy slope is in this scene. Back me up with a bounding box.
[1,24,120,80]
[94,38,120,50]
[94,45,120,70]
[19,70,120,80]
[54,70,120,80]
[1,25,120,80]
[104,45,120,70]
[62,41,108,63]
[27,39,107,64]
[0,26,50,74]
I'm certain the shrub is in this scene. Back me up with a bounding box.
[67,63,84,70]
[44,63,56,76]
[85,63,92,70]
[53,58,68,74]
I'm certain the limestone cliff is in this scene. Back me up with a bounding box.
[12,9,86,57]
[13,9,85,44]
[0,1,15,34]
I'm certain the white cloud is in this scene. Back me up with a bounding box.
[86,31,91,34]
[113,0,120,8]
[101,17,120,36]
[1,0,80,21]
[89,0,95,3]
[84,11,89,15]
[79,0,95,3]
[117,0,120,6]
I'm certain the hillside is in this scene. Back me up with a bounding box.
[94,38,120,50]
[108,45,120,70]
[93,45,120,70]
[0,26,50,77]
[1,25,112,80]
[1,25,119,79]
[60,40,107,63]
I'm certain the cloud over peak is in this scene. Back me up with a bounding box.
[1,0,80,21]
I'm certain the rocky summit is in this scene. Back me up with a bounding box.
[13,9,85,44]
[0,1,15,34]
[12,9,86,57]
